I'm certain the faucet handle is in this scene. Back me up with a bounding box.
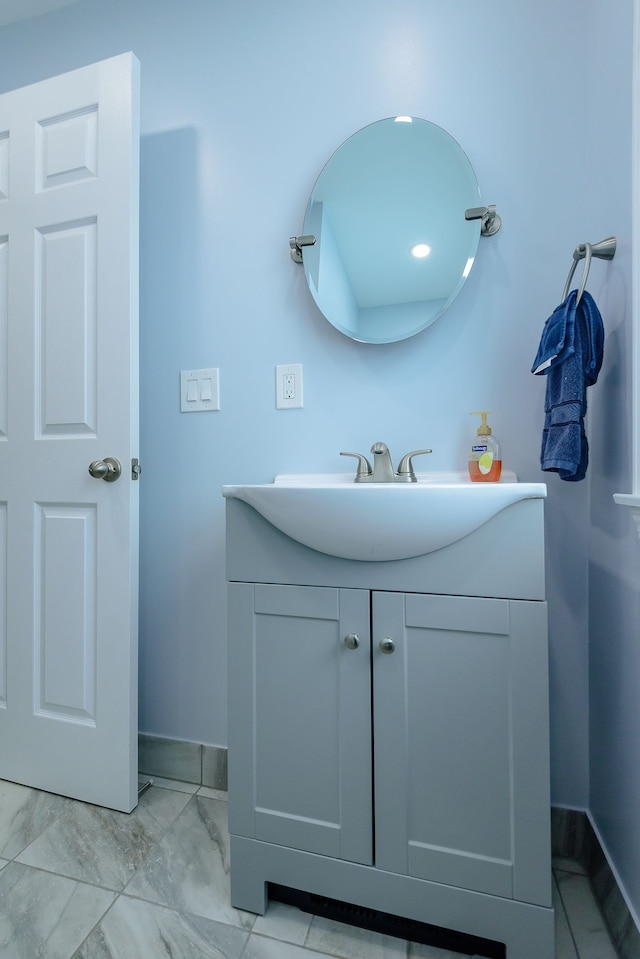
[396,448,433,482]
[340,451,372,480]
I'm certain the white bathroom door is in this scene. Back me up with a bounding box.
[0,53,140,812]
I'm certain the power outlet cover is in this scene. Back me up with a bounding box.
[276,363,303,409]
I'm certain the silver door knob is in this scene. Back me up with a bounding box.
[379,638,396,654]
[344,633,360,650]
[88,457,122,482]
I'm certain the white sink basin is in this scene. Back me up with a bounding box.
[222,471,547,562]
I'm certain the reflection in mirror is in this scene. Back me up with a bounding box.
[300,117,483,344]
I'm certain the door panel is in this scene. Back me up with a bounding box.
[0,233,6,437]
[37,217,97,435]
[35,503,97,722]
[0,504,5,706]
[373,591,551,906]
[0,54,140,812]
[228,582,373,864]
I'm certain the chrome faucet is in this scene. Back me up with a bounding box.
[340,442,432,483]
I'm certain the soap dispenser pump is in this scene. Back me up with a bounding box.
[468,411,502,482]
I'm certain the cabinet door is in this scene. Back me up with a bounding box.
[228,582,372,864]
[373,591,550,907]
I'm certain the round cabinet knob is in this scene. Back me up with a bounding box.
[344,633,360,650]
[379,638,396,655]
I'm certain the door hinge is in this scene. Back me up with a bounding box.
[131,458,142,481]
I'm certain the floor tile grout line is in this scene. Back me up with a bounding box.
[110,879,258,935]
[238,926,252,959]
[566,871,622,959]
[99,887,257,939]
[302,911,314,950]
[248,926,410,959]
[1,796,75,862]
[118,790,200,898]
[11,785,196,900]
[69,893,120,959]
[293,907,413,959]
[4,858,124,896]
[553,869,586,959]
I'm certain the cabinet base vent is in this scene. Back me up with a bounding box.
[269,883,506,959]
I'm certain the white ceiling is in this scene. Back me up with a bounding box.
[0,0,78,27]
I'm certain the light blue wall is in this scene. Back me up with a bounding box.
[1,0,637,917]
[584,1,640,923]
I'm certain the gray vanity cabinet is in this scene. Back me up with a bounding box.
[229,582,549,904]
[225,496,554,959]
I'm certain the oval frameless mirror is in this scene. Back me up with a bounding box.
[298,117,483,344]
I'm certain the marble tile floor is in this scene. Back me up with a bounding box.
[0,776,621,959]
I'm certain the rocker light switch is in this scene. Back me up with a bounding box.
[180,369,220,412]
[200,377,212,402]
[186,378,198,402]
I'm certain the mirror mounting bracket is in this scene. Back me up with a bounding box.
[289,234,317,263]
[464,204,502,237]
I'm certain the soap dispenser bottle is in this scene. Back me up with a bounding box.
[468,412,502,482]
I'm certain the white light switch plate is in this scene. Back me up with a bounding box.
[180,368,220,412]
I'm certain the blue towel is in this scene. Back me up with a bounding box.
[531,290,604,481]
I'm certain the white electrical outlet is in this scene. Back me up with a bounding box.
[276,363,303,409]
